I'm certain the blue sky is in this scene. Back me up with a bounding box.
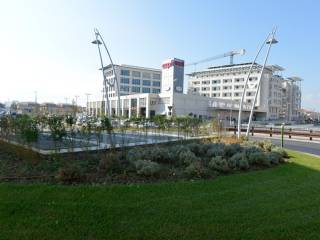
[0,0,319,110]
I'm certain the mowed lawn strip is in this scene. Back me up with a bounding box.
[1,150,320,240]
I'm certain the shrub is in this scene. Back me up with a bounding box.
[243,146,263,158]
[223,144,243,159]
[228,152,244,169]
[178,150,199,166]
[258,140,273,152]
[248,152,270,166]
[267,152,282,165]
[184,161,208,178]
[148,147,170,164]
[272,147,289,159]
[168,145,189,162]
[134,160,161,177]
[57,164,85,183]
[206,143,225,158]
[209,156,230,173]
[126,148,144,162]
[99,153,122,174]
[187,143,205,156]
[239,157,250,170]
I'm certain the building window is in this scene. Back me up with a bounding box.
[132,71,141,78]
[142,72,151,78]
[142,87,151,93]
[153,73,161,80]
[212,80,221,84]
[152,89,160,93]
[152,81,160,87]
[235,78,244,83]
[120,77,129,84]
[131,86,140,93]
[132,79,141,85]
[121,69,130,76]
[142,80,151,86]
[223,79,232,83]
[120,86,129,92]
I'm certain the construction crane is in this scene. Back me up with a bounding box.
[186,49,246,68]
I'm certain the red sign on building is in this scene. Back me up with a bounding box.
[162,59,184,69]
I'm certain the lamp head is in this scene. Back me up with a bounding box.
[266,37,278,44]
[92,39,102,45]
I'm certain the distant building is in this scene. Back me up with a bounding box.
[187,63,301,121]
[300,109,320,123]
[16,102,40,115]
[280,78,302,121]
[161,58,184,94]
[102,64,162,99]
[88,59,303,123]
[88,58,253,121]
[8,102,81,116]
[0,103,6,116]
[40,103,82,116]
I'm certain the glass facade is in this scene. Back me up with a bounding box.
[152,81,160,87]
[132,86,140,93]
[142,80,151,86]
[132,79,141,85]
[142,72,151,78]
[120,69,130,76]
[120,77,130,84]
[152,89,160,94]
[153,73,161,80]
[132,71,141,78]
[142,87,151,93]
[120,86,129,92]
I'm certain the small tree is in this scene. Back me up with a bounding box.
[16,115,39,148]
[101,116,114,149]
[48,116,66,152]
[65,115,76,152]
[0,116,10,140]
[80,119,93,152]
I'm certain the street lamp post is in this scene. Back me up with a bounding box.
[75,95,79,114]
[85,93,91,115]
[246,30,278,137]
[237,31,273,138]
[92,28,121,120]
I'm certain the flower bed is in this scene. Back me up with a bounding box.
[0,137,288,184]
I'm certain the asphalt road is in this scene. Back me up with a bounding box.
[249,136,320,156]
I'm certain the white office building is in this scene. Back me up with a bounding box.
[88,58,252,121]
[187,63,300,121]
[102,64,161,98]
[280,78,302,121]
[88,59,301,123]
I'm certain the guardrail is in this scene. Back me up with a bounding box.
[227,126,320,141]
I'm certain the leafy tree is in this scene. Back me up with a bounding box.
[47,116,66,152]
[0,116,11,140]
[101,116,114,148]
[16,115,39,148]
[65,115,77,151]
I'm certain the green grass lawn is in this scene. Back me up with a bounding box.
[1,150,320,240]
